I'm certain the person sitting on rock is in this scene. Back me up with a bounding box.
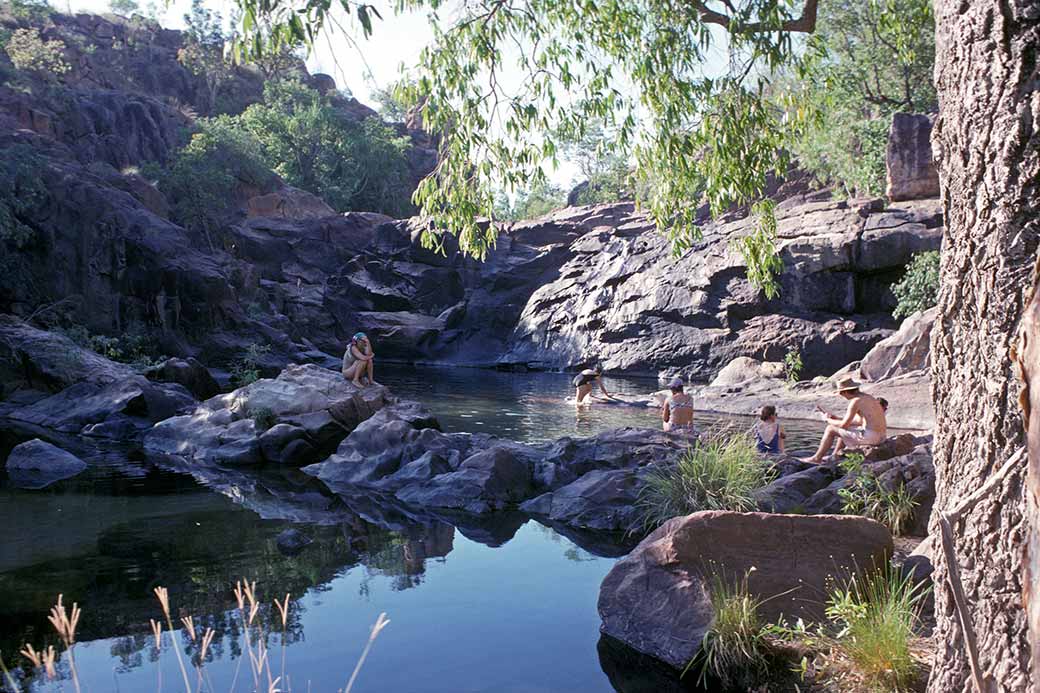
[803,378,887,463]
[342,332,378,387]
[753,405,786,454]
[573,364,614,405]
[833,396,889,456]
[662,377,695,431]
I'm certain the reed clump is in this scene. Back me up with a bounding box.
[7,581,389,693]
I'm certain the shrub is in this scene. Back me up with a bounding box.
[239,79,413,216]
[495,179,566,221]
[60,323,164,370]
[783,347,803,385]
[826,567,928,690]
[160,115,274,233]
[0,144,47,247]
[838,453,919,535]
[891,250,940,319]
[3,28,70,78]
[230,343,270,386]
[690,571,771,688]
[250,406,276,432]
[0,0,52,21]
[638,432,776,529]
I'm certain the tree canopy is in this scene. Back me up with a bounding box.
[227,0,917,296]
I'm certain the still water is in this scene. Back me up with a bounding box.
[0,365,828,692]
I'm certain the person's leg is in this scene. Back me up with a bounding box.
[805,425,841,463]
[576,384,591,405]
[346,362,363,387]
[366,358,378,386]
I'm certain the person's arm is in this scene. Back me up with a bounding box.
[351,345,370,361]
[779,424,786,453]
[829,400,859,428]
[662,400,671,422]
[598,377,612,398]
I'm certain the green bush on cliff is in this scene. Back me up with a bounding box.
[891,250,940,319]
[0,144,47,247]
[161,116,274,234]
[638,432,776,529]
[0,0,52,21]
[238,79,413,216]
[3,27,69,79]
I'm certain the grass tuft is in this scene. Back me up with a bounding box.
[638,430,776,529]
[825,566,928,691]
[838,454,919,535]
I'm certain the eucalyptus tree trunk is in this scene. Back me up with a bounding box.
[929,0,1039,690]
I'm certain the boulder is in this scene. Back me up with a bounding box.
[752,462,842,513]
[521,467,648,532]
[145,357,221,400]
[709,357,785,387]
[598,511,893,669]
[859,307,936,381]
[6,439,87,489]
[144,364,386,465]
[0,316,135,391]
[275,528,313,556]
[885,113,940,201]
[5,376,195,435]
[246,186,336,220]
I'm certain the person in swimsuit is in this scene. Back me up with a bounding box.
[662,377,695,431]
[753,405,786,454]
[342,332,378,387]
[573,365,614,406]
[803,378,887,463]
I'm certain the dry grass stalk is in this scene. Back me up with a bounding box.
[181,615,197,642]
[152,586,193,693]
[149,619,163,650]
[344,612,390,693]
[274,594,291,629]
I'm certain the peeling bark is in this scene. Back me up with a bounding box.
[930,0,1039,690]
[1021,268,1040,680]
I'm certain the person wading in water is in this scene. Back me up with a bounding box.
[662,377,695,432]
[573,365,615,406]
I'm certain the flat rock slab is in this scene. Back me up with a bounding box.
[6,438,87,489]
[598,511,893,669]
[145,364,386,466]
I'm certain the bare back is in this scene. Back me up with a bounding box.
[847,394,886,435]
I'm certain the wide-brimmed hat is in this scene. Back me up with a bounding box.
[835,377,860,392]
[668,377,684,389]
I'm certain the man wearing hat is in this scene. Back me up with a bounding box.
[342,332,377,387]
[803,377,887,463]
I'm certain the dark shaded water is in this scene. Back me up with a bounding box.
[0,365,837,692]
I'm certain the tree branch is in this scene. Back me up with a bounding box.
[690,0,819,33]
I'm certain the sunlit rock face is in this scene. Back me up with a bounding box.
[499,197,942,379]
[144,364,386,467]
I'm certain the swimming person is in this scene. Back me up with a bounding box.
[573,365,614,405]
[803,378,887,463]
[753,405,786,454]
[662,377,694,431]
[341,332,377,387]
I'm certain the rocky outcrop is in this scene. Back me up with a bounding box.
[859,307,936,381]
[708,356,785,387]
[245,186,336,220]
[754,440,935,528]
[144,357,220,400]
[304,402,688,529]
[144,364,386,466]
[501,197,942,379]
[5,438,87,489]
[597,511,893,669]
[886,113,939,202]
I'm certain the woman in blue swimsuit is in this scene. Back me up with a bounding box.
[753,405,786,454]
